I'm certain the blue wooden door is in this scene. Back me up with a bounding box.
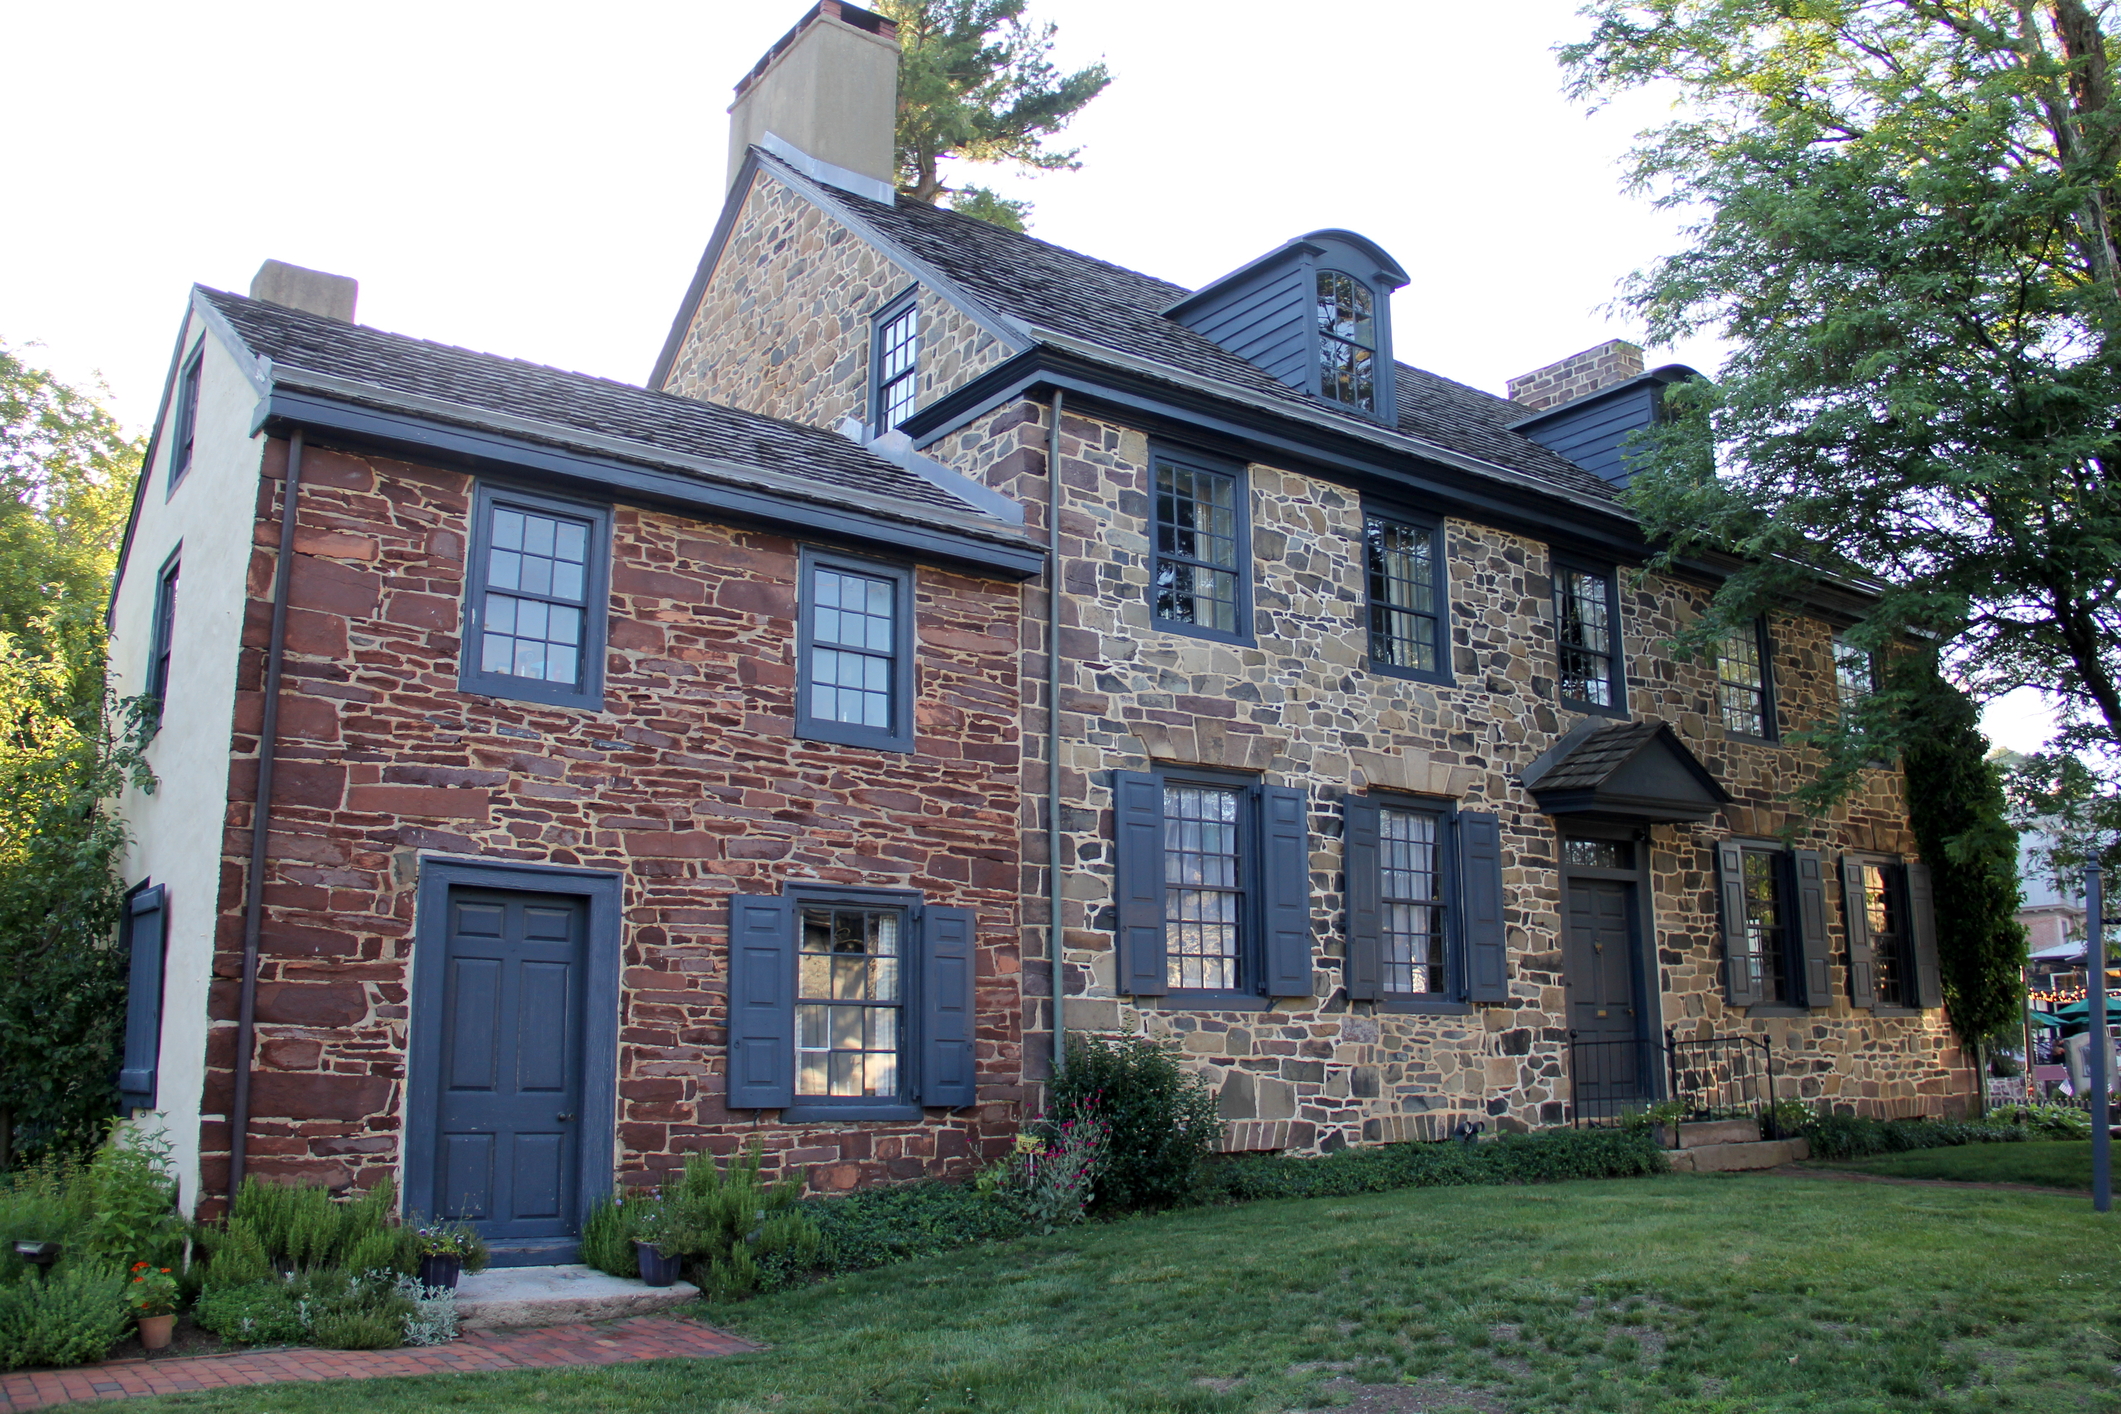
[435,889,586,1242]
[1565,880,1646,1111]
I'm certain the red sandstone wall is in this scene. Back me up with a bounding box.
[197,438,1023,1207]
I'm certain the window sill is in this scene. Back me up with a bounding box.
[1380,998,1473,1016]
[1150,990,1274,1011]
[1722,730,1780,747]
[1869,1006,1924,1018]
[1369,661,1454,688]
[779,1101,924,1124]
[794,723,916,754]
[458,676,606,713]
[1744,1005,1810,1018]
[1561,698,1630,720]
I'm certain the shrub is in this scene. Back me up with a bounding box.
[1797,1111,2033,1161]
[656,1143,821,1298]
[0,1154,90,1286]
[194,1280,307,1345]
[760,1178,1038,1287]
[1984,1103,2093,1139]
[1045,1033,1220,1212]
[580,1191,642,1279]
[0,1262,132,1371]
[76,1124,184,1270]
[976,1114,1109,1233]
[397,1276,459,1347]
[1205,1127,1669,1203]
[202,1177,416,1285]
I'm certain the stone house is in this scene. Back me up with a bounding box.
[649,2,1975,1150]
[103,0,1976,1258]
[106,264,1039,1253]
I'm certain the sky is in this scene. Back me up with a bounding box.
[0,0,2061,750]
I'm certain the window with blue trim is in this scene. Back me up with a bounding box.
[1364,510,1447,679]
[1717,617,1776,739]
[797,549,915,752]
[460,485,610,710]
[1379,803,1450,997]
[146,553,179,729]
[1315,271,1377,413]
[1555,562,1624,712]
[872,294,920,431]
[169,348,203,492]
[1151,451,1246,638]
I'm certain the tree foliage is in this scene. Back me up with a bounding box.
[0,344,148,1168]
[879,0,1110,230]
[1562,2,2121,814]
[1894,653,2026,1042]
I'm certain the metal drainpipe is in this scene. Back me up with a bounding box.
[1047,391,1066,1080]
[228,428,305,1198]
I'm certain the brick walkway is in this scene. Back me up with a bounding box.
[0,1316,759,1410]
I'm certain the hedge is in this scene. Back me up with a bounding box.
[1204,1127,1668,1202]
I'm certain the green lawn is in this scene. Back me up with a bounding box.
[119,1173,2121,1414]
[1810,1140,2095,1191]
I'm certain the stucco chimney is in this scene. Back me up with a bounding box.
[249,260,358,322]
[1506,340,1645,412]
[728,2,900,201]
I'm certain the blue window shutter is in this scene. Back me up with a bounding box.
[1840,855,1878,1009]
[726,895,795,1109]
[1906,860,1944,1008]
[118,886,167,1109]
[1717,843,1763,1008]
[1792,849,1832,1007]
[1112,771,1168,996]
[1261,786,1314,998]
[1342,796,1382,1002]
[920,906,977,1108]
[1460,811,1508,1002]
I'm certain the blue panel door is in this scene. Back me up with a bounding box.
[1564,880,1646,1105]
[435,889,586,1241]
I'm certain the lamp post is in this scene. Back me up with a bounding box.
[2090,861,2109,1215]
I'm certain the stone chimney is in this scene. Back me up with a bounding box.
[249,260,358,322]
[1506,340,1645,412]
[727,2,900,199]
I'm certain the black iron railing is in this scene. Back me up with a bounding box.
[1568,1028,1780,1130]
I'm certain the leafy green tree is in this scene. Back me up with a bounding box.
[1895,654,2026,1044]
[1561,2,2121,818]
[0,344,149,1168]
[880,0,1111,230]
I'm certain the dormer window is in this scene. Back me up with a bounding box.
[1316,272,1376,412]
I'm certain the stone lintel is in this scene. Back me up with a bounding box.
[1348,748,1467,798]
[1132,721,1284,772]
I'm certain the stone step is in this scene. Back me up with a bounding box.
[452,1263,699,1329]
[1667,1137,1810,1173]
[1669,1118,1761,1149]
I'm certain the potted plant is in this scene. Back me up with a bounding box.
[126,1263,180,1350]
[413,1220,489,1290]
[631,1203,685,1288]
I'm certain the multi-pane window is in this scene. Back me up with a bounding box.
[1557,567,1618,708]
[1834,638,1877,716]
[1380,806,1446,995]
[873,299,919,431]
[1164,783,1243,991]
[1564,838,1631,871]
[170,350,203,490]
[1365,513,1442,675]
[809,567,896,729]
[1718,621,1771,736]
[146,556,179,725]
[795,906,903,1099]
[1152,455,1243,636]
[1859,863,1908,1007]
[1316,271,1377,412]
[480,505,591,687]
[1740,850,1790,1005]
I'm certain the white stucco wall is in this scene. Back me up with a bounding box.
[108,305,264,1213]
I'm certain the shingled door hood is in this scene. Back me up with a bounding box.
[1520,719,1731,825]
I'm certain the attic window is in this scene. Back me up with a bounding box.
[1315,272,1376,413]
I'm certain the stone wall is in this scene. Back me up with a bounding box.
[198,436,1024,1206]
[657,170,1015,431]
[934,398,1971,1149]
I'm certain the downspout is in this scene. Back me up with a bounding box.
[229,429,305,1198]
[1047,391,1066,1080]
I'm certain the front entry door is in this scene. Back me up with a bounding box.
[1564,879,1646,1112]
[435,889,587,1243]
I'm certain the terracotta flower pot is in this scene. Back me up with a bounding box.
[418,1254,463,1290]
[137,1313,176,1351]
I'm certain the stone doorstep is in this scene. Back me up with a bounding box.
[452,1264,700,1329]
[1667,1137,1812,1173]
[1668,1118,1763,1149]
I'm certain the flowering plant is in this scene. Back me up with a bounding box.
[126,1262,180,1316]
[976,1104,1109,1233]
[412,1221,489,1272]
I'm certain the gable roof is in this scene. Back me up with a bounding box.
[692,154,1628,510]
[200,287,1010,524]
[1521,720,1732,824]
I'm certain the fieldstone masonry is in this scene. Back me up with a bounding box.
[657,165,1972,1156]
[203,437,1025,1206]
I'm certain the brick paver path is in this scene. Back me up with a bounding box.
[0,1316,759,1410]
